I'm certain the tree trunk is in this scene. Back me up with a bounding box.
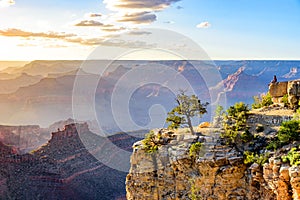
[186,115,195,135]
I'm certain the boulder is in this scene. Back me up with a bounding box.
[269,82,288,97]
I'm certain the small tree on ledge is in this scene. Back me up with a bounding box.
[166,91,209,135]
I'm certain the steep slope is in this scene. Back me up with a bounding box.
[0,125,49,153]
[0,141,19,199]
[1,123,144,199]
[126,123,300,200]
[211,67,267,105]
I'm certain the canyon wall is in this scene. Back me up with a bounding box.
[126,130,300,200]
[0,123,142,199]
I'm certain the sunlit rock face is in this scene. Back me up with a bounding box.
[269,80,300,109]
[126,129,300,200]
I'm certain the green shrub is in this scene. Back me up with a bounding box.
[266,139,281,150]
[221,102,252,145]
[282,147,300,166]
[293,108,300,121]
[213,105,225,128]
[189,142,202,157]
[142,131,160,154]
[244,151,269,166]
[188,179,202,200]
[252,92,273,109]
[278,120,300,144]
[241,129,254,143]
[266,120,300,150]
[281,94,289,107]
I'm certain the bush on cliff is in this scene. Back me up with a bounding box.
[293,107,300,121]
[282,146,300,166]
[142,131,160,154]
[189,142,202,158]
[278,120,300,144]
[281,94,289,107]
[267,120,300,150]
[252,92,273,109]
[221,102,253,146]
[244,151,269,166]
[212,105,225,128]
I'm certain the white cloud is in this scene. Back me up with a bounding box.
[196,21,211,29]
[103,0,181,12]
[103,0,181,25]
[117,12,157,24]
[89,13,102,18]
[0,0,15,7]
[0,28,76,39]
[0,28,154,48]
[74,20,105,27]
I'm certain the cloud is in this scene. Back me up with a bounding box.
[74,20,126,32]
[0,27,155,48]
[89,13,102,18]
[117,12,157,24]
[103,0,181,25]
[44,44,68,48]
[17,43,37,47]
[65,37,155,48]
[176,6,183,9]
[0,0,15,7]
[127,31,152,35]
[196,21,211,29]
[0,28,76,38]
[104,0,181,12]
[101,26,126,32]
[74,20,105,27]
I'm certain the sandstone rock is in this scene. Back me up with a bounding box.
[269,82,288,97]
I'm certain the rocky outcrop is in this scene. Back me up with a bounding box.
[0,123,144,200]
[269,82,288,97]
[126,129,300,200]
[269,80,300,108]
[0,125,50,153]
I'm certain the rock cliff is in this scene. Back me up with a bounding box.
[0,123,143,199]
[0,125,50,153]
[126,127,300,200]
[269,80,300,109]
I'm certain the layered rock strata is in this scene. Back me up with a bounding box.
[126,129,300,200]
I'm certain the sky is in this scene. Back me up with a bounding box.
[0,0,299,60]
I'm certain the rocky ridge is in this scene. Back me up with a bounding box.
[0,123,143,199]
[126,111,300,200]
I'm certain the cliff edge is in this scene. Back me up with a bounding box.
[126,110,300,200]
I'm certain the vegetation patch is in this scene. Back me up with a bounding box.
[267,120,300,150]
[189,142,202,158]
[221,102,253,145]
[142,131,161,154]
[244,151,269,166]
[166,90,208,135]
[252,92,273,109]
[281,94,289,107]
[282,147,300,166]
